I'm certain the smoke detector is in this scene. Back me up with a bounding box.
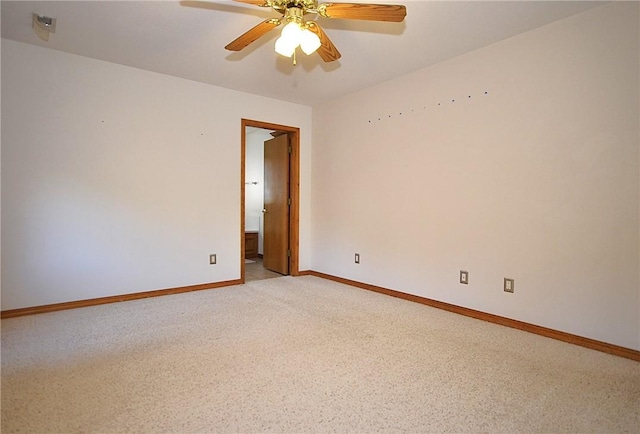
[32,13,56,41]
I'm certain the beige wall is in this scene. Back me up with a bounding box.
[1,39,312,310]
[312,2,639,349]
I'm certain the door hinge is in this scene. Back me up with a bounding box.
[287,198,291,206]
[288,145,292,154]
[287,249,291,257]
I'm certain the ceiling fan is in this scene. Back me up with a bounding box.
[225,0,407,63]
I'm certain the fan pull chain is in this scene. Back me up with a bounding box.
[293,49,297,66]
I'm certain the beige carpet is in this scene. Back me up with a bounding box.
[2,275,638,433]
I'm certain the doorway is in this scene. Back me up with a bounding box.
[241,119,300,283]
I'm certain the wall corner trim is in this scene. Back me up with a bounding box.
[305,271,640,362]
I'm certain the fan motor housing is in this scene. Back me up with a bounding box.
[276,0,318,14]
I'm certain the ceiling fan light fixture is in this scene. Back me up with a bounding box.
[274,21,321,57]
[227,0,406,63]
[275,21,302,57]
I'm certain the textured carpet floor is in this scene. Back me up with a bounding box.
[1,275,639,433]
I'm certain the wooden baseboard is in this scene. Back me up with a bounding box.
[0,279,242,319]
[4,272,637,361]
[306,271,640,362]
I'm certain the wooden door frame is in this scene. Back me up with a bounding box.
[240,119,300,283]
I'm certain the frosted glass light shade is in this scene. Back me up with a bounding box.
[299,28,321,55]
[275,36,297,57]
[281,22,302,40]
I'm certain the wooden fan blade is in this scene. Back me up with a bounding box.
[225,18,281,51]
[232,0,270,6]
[319,3,406,22]
[306,22,341,62]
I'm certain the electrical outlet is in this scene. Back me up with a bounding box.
[355,253,360,264]
[460,270,469,284]
[209,254,217,265]
[504,278,514,293]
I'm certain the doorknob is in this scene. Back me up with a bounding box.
[262,208,267,213]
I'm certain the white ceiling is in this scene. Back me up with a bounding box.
[1,1,606,106]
